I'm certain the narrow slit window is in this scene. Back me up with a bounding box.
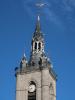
[35,42,37,50]
[38,43,41,50]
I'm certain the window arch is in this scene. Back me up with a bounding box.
[28,81,36,100]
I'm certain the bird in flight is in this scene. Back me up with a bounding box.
[36,3,47,8]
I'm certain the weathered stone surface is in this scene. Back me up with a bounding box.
[16,68,56,100]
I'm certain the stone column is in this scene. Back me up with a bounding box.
[16,90,28,100]
[25,89,28,100]
[16,74,28,100]
[41,69,50,100]
[36,87,41,100]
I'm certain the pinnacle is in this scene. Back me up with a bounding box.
[35,15,41,33]
[38,15,40,21]
[33,15,43,39]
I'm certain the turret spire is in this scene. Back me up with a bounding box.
[35,15,41,34]
[20,52,27,69]
[23,52,26,58]
[28,15,51,68]
[31,15,44,54]
[38,15,40,21]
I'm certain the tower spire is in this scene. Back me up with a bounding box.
[29,14,50,68]
[35,15,41,34]
[23,52,26,58]
[34,0,46,37]
[38,15,40,21]
[33,15,43,40]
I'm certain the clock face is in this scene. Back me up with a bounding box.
[29,84,36,92]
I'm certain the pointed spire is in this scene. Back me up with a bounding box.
[20,52,27,69]
[21,52,27,63]
[23,52,26,58]
[22,52,27,61]
[33,15,43,38]
[38,15,40,21]
[22,49,26,60]
[35,15,41,33]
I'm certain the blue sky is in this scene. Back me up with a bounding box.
[0,0,75,100]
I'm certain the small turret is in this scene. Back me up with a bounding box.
[33,15,43,39]
[20,53,27,69]
[35,15,41,34]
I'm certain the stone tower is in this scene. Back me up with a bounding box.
[15,16,57,100]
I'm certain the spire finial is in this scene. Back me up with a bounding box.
[38,15,40,21]
[35,15,41,33]
[24,52,26,57]
[22,49,26,60]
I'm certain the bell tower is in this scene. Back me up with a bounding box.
[31,16,44,54]
[15,16,57,100]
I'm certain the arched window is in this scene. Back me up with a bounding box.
[35,42,37,50]
[28,81,36,100]
[38,42,41,50]
[50,83,54,100]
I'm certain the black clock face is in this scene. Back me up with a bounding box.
[29,84,36,92]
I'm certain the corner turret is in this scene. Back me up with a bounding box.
[20,53,27,69]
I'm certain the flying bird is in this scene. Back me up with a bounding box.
[36,3,47,8]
